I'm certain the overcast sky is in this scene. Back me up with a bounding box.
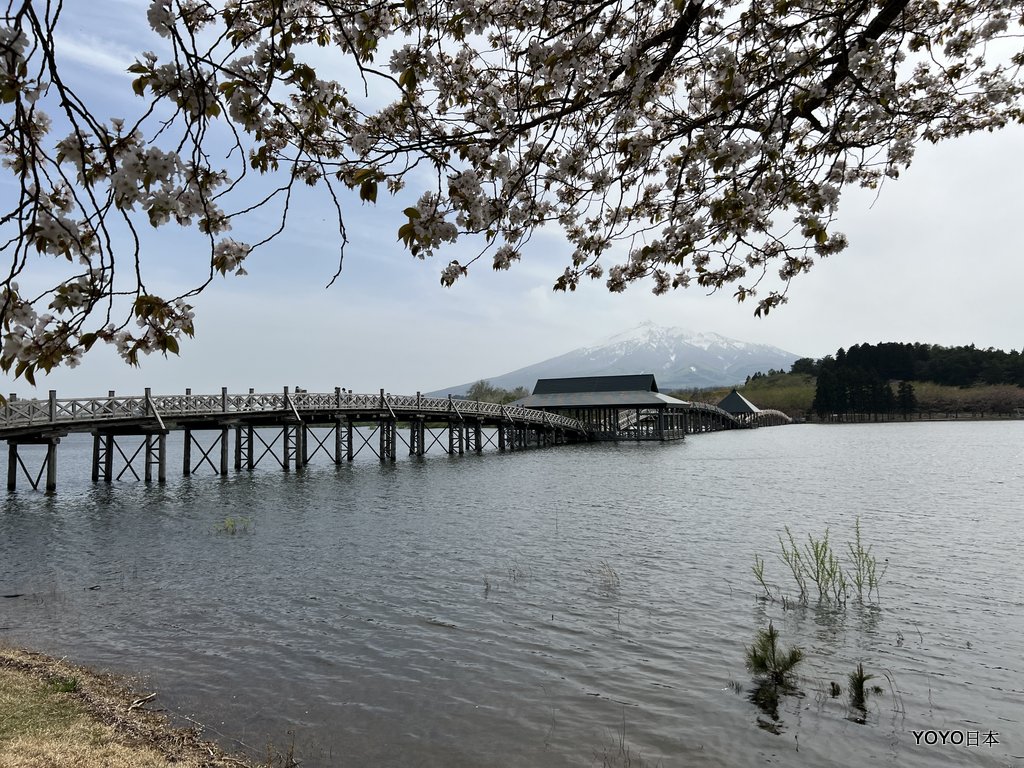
[5,2,1024,399]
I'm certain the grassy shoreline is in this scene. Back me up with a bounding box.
[0,646,264,768]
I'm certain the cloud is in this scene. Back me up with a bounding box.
[54,33,136,78]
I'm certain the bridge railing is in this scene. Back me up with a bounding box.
[2,390,586,433]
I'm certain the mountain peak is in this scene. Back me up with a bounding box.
[434,323,802,396]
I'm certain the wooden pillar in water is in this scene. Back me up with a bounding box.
[283,425,293,472]
[234,427,243,471]
[220,427,229,475]
[346,418,354,462]
[334,418,343,464]
[145,434,154,482]
[498,424,506,452]
[474,422,482,454]
[183,429,192,476]
[158,433,166,482]
[103,434,114,482]
[91,434,101,482]
[7,442,16,492]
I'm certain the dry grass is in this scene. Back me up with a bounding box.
[0,647,260,768]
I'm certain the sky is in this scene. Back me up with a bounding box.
[5,2,1024,399]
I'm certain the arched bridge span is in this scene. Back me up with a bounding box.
[1,387,788,492]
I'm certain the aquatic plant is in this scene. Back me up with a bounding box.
[848,663,884,716]
[847,518,888,602]
[755,517,886,605]
[777,528,808,601]
[505,559,527,583]
[595,713,657,768]
[585,560,621,594]
[215,516,252,534]
[745,622,804,687]
[752,554,773,599]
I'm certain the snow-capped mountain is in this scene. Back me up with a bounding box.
[436,322,802,395]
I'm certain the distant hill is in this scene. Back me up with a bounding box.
[433,322,802,396]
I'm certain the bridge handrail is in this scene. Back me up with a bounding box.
[1,391,586,434]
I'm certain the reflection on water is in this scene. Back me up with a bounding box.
[1,422,1022,767]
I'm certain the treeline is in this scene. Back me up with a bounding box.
[794,342,1024,387]
[799,342,1024,419]
[465,380,530,404]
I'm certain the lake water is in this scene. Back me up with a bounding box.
[1,422,1021,767]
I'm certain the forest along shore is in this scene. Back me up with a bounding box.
[0,647,274,768]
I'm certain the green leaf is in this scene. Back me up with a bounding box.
[403,207,421,219]
[359,179,378,203]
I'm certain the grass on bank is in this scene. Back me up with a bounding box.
[0,647,262,768]
[673,372,1024,419]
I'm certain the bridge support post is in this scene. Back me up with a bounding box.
[91,434,101,482]
[7,442,16,492]
[334,418,343,464]
[234,428,242,472]
[498,424,506,452]
[6,438,59,492]
[474,422,482,454]
[346,418,354,461]
[158,434,167,482]
[409,419,424,457]
[103,434,114,482]
[145,435,154,482]
[301,424,309,466]
[183,429,192,476]
[220,427,229,475]
[283,425,295,472]
[377,419,396,462]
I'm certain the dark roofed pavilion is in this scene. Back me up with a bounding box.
[514,374,735,441]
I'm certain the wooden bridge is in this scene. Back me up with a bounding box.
[1,386,788,492]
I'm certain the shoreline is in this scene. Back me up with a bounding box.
[0,646,266,768]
